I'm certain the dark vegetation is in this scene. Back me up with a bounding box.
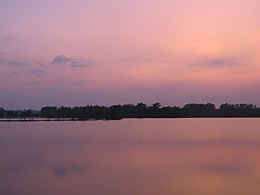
[1,103,260,120]
[0,108,34,118]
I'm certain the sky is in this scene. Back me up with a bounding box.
[0,0,260,109]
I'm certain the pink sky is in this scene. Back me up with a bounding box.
[0,0,260,109]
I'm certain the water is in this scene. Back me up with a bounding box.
[1,118,260,194]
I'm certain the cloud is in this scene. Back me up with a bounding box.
[10,72,21,76]
[7,60,25,66]
[51,55,95,68]
[189,58,242,68]
[192,162,245,175]
[25,69,47,76]
[0,56,45,67]
[52,163,92,178]
[11,69,47,77]
[53,166,67,177]
[28,81,40,85]
[70,60,94,68]
[71,64,90,68]
[52,55,72,64]
[0,58,25,67]
[36,61,44,66]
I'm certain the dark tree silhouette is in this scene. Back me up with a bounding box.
[1,102,260,120]
[37,103,260,119]
[41,106,57,117]
[0,107,5,117]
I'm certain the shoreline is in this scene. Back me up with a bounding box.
[1,116,260,122]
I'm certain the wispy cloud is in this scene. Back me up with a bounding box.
[28,81,40,85]
[25,70,47,76]
[51,55,95,68]
[36,61,44,66]
[10,72,21,76]
[71,64,90,68]
[11,69,47,77]
[0,58,25,67]
[52,163,92,178]
[70,60,94,68]
[189,58,242,68]
[7,60,25,66]
[52,55,72,64]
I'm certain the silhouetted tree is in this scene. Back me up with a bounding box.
[121,104,135,118]
[0,107,5,117]
[109,105,122,119]
[37,102,260,119]
[41,106,57,117]
[183,103,216,117]
[21,109,32,117]
[136,102,148,118]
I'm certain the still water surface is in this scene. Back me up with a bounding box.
[1,118,260,194]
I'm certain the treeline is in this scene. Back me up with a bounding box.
[0,108,34,118]
[41,103,260,119]
[1,103,260,119]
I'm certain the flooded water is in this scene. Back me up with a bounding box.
[1,118,260,194]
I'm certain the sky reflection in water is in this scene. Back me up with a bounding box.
[1,119,260,194]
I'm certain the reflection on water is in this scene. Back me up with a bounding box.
[1,118,260,194]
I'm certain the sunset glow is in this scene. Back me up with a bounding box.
[1,0,260,109]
